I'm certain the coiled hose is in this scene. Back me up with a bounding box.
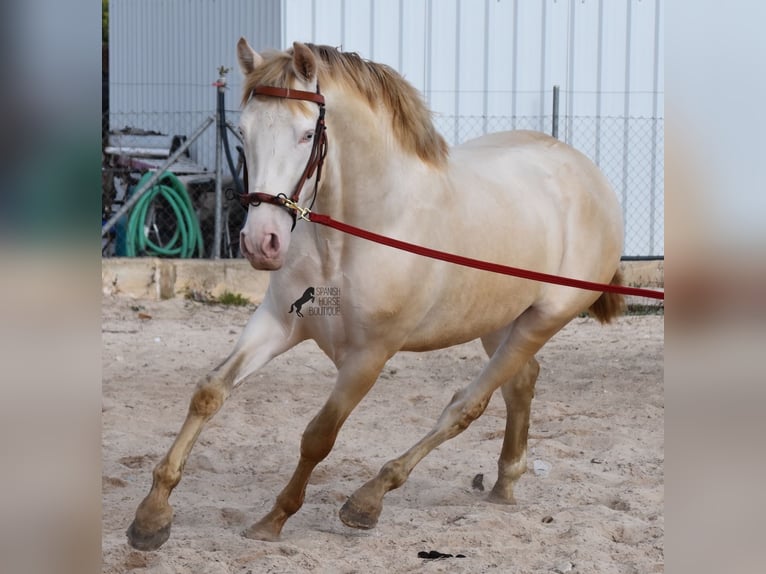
[126,171,204,258]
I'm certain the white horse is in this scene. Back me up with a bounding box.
[127,39,624,550]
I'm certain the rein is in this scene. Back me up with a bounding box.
[307,212,665,300]
[238,84,664,301]
[239,85,328,230]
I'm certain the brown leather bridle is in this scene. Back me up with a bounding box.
[238,84,328,230]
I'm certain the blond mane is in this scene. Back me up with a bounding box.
[242,44,448,167]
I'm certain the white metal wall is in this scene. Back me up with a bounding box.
[283,0,663,121]
[283,0,664,256]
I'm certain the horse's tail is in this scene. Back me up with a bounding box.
[288,304,294,314]
[588,268,626,324]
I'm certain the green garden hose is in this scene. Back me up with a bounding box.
[126,171,204,258]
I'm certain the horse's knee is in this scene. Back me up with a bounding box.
[468,396,490,423]
[190,385,225,418]
[451,396,490,433]
[190,355,245,418]
[190,369,235,418]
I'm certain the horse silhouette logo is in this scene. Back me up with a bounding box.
[289,287,315,318]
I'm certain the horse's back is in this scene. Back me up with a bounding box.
[450,129,621,228]
[445,129,623,316]
[454,130,605,185]
[456,129,558,151]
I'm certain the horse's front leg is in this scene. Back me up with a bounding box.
[243,348,388,541]
[126,307,296,551]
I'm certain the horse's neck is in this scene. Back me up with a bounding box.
[318,95,441,227]
[289,90,447,281]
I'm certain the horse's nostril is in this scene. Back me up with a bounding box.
[261,233,280,256]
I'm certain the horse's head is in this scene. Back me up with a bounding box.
[236,38,325,270]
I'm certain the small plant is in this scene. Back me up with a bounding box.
[185,289,252,307]
[625,303,664,316]
[216,291,252,307]
[576,301,663,319]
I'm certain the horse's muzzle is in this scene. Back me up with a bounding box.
[240,232,284,270]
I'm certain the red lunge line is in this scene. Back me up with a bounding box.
[308,212,665,301]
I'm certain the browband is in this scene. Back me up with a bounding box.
[251,85,325,105]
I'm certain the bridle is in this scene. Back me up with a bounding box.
[238,84,329,231]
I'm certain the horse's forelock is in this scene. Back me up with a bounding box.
[240,50,315,118]
[241,44,448,167]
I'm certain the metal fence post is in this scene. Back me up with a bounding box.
[212,68,228,259]
[552,85,560,139]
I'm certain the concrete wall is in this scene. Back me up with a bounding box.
[102,258,663,304]
[102,258,271,303]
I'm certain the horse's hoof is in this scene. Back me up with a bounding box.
[486,486,517,505]
[242,522,280,542]
[338,496,381,530]
[126,520,171,551]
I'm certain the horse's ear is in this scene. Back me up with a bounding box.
[237,37,263,75]
[291,42,317,83]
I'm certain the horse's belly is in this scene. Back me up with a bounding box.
[399,275,538,352]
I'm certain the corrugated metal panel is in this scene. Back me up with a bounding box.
[280,0,664,256]
[282,0,662,117]
[109,0,281,170]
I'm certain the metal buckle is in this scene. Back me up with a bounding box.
[279,196,311,222]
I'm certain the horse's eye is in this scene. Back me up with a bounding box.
[301,131,314,143]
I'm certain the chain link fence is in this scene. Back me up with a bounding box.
[434,114,664,258]
[102,108,663,260]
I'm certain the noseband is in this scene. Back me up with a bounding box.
[239,84,328,231]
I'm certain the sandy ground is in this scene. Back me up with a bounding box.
[102,294,663,574]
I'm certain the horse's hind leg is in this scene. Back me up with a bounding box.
[338,310,556,530]
[480,330,540,503]
[491,358,540,503]
[127,308,295,551]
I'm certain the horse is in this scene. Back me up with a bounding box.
[288,286,315,317]
[127,39,625,550]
